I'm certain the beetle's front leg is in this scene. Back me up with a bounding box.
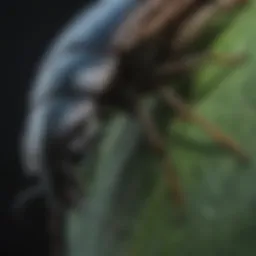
[171,0,247,51]
[113,0,197,52]
[158,86,248,161]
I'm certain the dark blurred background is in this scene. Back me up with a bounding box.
[1,0,93,255]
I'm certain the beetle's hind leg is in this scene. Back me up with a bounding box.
[113,0,197,52]
[129,94,185,208]
[158,86,248,161]
[157,50,246,75]
[171,0,247,52]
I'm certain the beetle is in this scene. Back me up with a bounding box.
[14,0,248,219]
[13,0,248,255]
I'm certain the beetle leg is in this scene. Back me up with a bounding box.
[135,0,197,48]
[158,86,248,161]
[157,51,246,76]
[171,0,247,52]
[113,0,197,52]
[131,96,185,208]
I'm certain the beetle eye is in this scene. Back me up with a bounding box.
[74,56,118,93]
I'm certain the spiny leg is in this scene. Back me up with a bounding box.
[171,0,247,51]
[113,0,197,52]
[131,96,185,208]
[113,0,165,51]
[157,50,246,76]
[158,86,248,161]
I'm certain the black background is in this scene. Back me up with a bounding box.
[1,0,93,255]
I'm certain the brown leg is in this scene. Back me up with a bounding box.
[157,51,246,76]
[132,98,185,208]
[171,0,247,51]
[113,0,197,52]
[159,87,248,161]
[113,0,165,51]
[138,0,197,45]
[133,99,164,155]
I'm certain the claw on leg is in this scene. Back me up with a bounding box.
[159,87,248,161]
